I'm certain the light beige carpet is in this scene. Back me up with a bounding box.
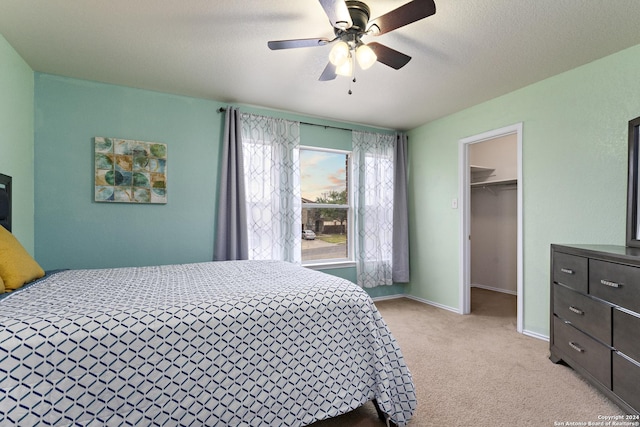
[310,288,624,426]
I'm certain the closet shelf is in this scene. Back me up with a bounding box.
[471,178,518,187]
[470,164,497,184]
[470,165,495,173]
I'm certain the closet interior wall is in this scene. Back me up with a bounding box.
[470,134,518,295]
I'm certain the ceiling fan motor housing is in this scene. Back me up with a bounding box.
[342,1,371,33]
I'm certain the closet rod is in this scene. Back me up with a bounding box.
[472,184,518,195]
[217,107,357,133]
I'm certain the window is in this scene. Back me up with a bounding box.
[300,147,352,265]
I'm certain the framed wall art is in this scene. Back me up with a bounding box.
[94,137,167,204]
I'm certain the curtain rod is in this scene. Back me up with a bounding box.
[217,107,358,133]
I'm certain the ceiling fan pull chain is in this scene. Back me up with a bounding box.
[348,69,355,95]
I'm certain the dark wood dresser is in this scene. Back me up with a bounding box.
[550,244,640,415]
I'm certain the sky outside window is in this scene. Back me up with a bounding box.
[300,149,347,203]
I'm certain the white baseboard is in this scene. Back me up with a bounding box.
[471,283,517,296]
[402,294,462,314]
[370,294,406,302]
[522,329,549,341]
[371,293,461,313]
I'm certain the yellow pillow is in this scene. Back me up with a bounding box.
[0,226,45,291]
[0,275,4,293]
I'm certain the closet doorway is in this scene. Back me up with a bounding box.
[458,123,523,333]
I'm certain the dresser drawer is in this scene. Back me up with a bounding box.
[553,317,611,388]
[612,352,640,412]
[613,308,640,362]
[554,284,612,345]
[590,260,640,313]
[553,252,588,293]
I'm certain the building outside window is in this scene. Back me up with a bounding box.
[300,147,352,265]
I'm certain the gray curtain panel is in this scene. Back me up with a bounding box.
[392,133,410,282]
[213,107,249,261]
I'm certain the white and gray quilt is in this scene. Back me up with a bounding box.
[0,260,416,426]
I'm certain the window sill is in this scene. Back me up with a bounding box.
[303,261,356,270]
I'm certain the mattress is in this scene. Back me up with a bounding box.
[0,260,416,426]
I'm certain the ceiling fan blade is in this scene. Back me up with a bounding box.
[268,38,331,50]
[318,0,353,30]
[319,62,337,81]
[368,0,436,36]
[368,42,411,70]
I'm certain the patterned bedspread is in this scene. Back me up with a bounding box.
[0,260,416,426]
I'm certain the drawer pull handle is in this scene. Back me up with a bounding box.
[600,279,621,288]
[560,268,574,275]
[568,341,584,353]
[568,306,584,315]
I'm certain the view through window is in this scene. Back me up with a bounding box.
[300,148,351,263]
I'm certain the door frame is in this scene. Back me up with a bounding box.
[458,123,523,332]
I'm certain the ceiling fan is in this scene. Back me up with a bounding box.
[267,0,436,81]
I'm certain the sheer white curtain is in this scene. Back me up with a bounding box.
[240,113,301,263]
[352,131,396,287]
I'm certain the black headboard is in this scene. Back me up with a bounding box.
[0,174,11,232]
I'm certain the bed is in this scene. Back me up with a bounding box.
[0,175,416,426]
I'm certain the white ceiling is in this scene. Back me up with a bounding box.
[2,0,640,130]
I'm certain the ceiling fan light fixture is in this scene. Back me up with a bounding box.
[356,43,377,70]
[335,56,353,76]
[329,41,350,66]
[367,23,381,36]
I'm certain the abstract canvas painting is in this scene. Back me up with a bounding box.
[95,137,167,204]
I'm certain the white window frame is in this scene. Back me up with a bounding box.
[300,146,355,269]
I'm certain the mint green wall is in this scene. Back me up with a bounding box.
[33,73,404,297]
[34,74,224,270]
[407,44,640,336]
[0,34,34,254]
